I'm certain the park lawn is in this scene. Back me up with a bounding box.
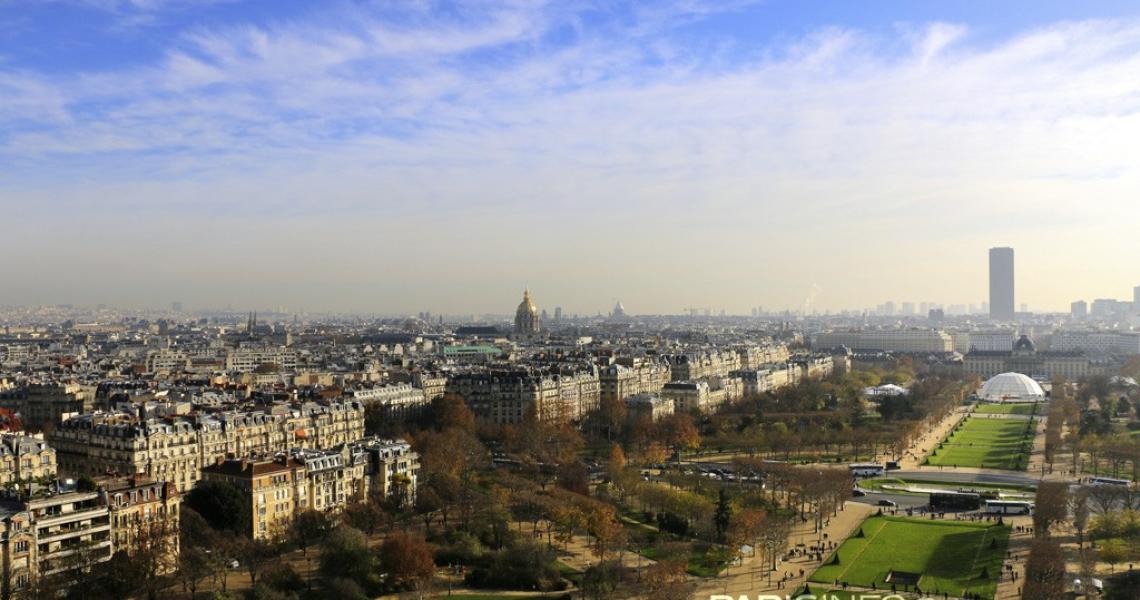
[639,542,730,577]
[925,417,1035,470]
[973,402,1039,416]
[807,591,936,600]
[810,516,1010,600]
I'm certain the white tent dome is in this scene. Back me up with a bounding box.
[979,372,1045,403]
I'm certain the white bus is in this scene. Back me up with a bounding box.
[1089,476,1130,487]
[848,463,886,478]
[984,500,1033,515]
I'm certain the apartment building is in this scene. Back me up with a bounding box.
[102,477,180,574]
[201,437,417,540]
[624,393,674,422]
[351,382,427,420]
[0,434,56,487]
[812,329,954,353]
[49,400,365,492]
[664,351,743,381]
[224,346,298,373]
[201,456,306,540]
[662,381,716,414]
[411,371,447,404]
[1051,330,1140,355]
[0,488,111,597]
[599,359,671,404]
[733,343,791,369]
[354,437,420,502]
[0,383,97,429]
[144,350,191,373]
[446,365,601,424]
[291,447,369,514]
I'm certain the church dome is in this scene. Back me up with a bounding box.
[980,372,1044,403]
[517,289,537,315]
[1013,335,1035,352]
[514,289,540,335]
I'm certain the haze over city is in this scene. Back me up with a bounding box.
[12,3,1140,600]
[3,1,1140,314]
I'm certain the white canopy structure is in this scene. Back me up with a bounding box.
[979,372,1045,403]
[864,384,909,397]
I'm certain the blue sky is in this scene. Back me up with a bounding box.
[3,1,1140,314]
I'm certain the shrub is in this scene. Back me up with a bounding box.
[323,578,367,600]
[464,541,564,591]
[655,512,690,536]
[262,563,305,593]
[434,531,485,566]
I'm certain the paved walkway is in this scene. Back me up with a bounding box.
[692,501,875,598]
[896,405,972,470]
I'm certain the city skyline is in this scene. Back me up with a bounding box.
[5,1,1140,313]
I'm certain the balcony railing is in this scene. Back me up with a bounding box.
[35,507,109,528]
[37,522,111,545]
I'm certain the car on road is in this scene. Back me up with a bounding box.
[852,488,866,497]
[877,499,897,507]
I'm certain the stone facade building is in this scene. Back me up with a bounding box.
[446,365,600,424]
[49,400,365,492]
[964,335,1091,380]
[0,384,97,429]
[0,434,56,487]
[599,359,671,405]
[664,351,742,381]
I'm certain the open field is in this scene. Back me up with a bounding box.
[973,402,1039,416]
[925,417,1035,470]
[810,516,1010,599]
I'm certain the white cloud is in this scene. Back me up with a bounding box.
[3,6,1140,311]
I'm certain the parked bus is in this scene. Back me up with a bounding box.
[1089,476,1130,487]
[984,500,1033,515]
[848,463,886,478]
[930,491,982,511]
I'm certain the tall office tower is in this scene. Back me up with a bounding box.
[1134,286,1140,307]
[1071,300,1087,319]
[988,247,1015,321]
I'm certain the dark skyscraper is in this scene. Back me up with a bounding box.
[989,247,1015,320]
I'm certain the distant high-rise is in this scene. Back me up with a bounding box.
[171,301,183,312]
[1134,285,1140,307]
[554,306,562,321]
[1071,300,1087,319]
[988,247,1015,321]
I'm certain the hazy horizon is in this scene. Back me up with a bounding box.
[4,1,1140,314]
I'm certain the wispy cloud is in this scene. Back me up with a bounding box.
[2,2,1140,311]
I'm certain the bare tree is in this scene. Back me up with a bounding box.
[1070,487,1090,547]
[1023,538,1067,600]
[1033,481,1069,538]
[1089,484,1123,515]
[756,515,793,583]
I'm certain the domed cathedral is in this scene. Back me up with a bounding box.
[514,288,541,337]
